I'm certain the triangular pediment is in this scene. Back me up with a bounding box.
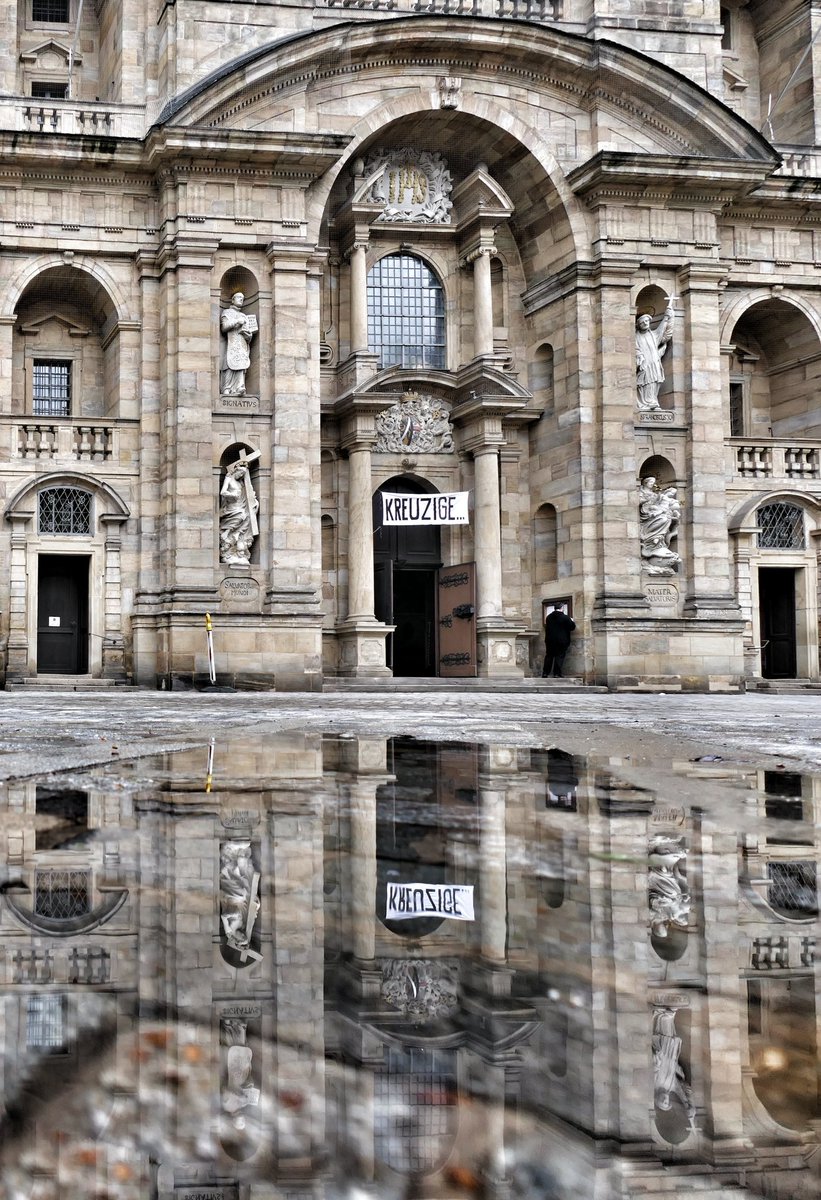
[20,40,80,67]
[18,311,90,338]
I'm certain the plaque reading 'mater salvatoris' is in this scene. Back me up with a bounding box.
[644,582,679,607]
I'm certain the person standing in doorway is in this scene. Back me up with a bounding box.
[542,605,576,677]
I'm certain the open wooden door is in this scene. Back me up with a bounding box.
[436,563,477,678]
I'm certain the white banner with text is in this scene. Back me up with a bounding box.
[381,492,469,526]
[386,883,475,921]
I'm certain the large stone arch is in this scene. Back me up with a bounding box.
[1,253,136,327]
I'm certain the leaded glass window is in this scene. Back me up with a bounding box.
[26,994,65,1052]
[32,0,70,22]
[33,360,71,417]
[34,869,90,919]
[757,503,805,549]
[38,487,91,535]
[367,253,446,369]
[767,861,818,918]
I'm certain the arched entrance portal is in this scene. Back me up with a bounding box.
[373,477,441,676]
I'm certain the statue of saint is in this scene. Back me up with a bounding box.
[648,837,690,938]
[219,456,260,567]
[220,292,257,396]
[636,301,675,411]
[219,840,262,962]
[639,477,681,576]
[652,1006,696,1129]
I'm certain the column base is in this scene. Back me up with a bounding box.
[336,617,395,677]
[476,619,526,678]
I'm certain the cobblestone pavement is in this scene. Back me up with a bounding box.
[0,688,819,781]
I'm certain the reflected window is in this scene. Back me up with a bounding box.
[35,787,89,850]
[757,503,805,549]
[26,994,66,1052]
[367,254,445,369]
[767,861,818,918]
[764,772,810,845]
[38,487,91,535]
[34,869,90,919]
[547,749,578,810]
[374,1046,456,1175]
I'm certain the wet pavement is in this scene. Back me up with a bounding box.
[0,690,819,1199]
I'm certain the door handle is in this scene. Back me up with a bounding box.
[452,603,475,619]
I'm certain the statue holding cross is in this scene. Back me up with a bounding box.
[219,448,261,567]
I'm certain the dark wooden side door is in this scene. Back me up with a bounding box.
[437,563,477,678]
[37,555,89,674]
[759,567,797,679]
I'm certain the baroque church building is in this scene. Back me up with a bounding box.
[1,0,820,689]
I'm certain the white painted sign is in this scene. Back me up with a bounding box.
[386,883,474,921]
[382,492,469,526]
[48,616,61,627]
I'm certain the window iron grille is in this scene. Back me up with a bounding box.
[367,253,446,370]
[33,360,71,417]
[374,1047,456,1175]
[26,993,65,1051]
[34,869,90,919]
[38,487,91,535]
[767,861,818,918]
[32,0,70,22]
[757,502,805,550]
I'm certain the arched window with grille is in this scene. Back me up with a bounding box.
[37,487,92,536]
[367,253,446,369]
[757,502,805,549]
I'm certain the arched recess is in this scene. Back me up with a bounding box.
[373,475,442,678]
[217,441,262,569]
[729,491,821,681]
[219,266,260,398]
[746,977,820,1131]
[7,262,139,422]
[4,473,130,682]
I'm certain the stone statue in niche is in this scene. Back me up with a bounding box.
[221,1019,260,1127]
[219,449,261,567]
[220,292,257,396]
[219,840,262,963]
[652,1006,696,1129]
[639,477,681,576]
[648,837,690,939]
[375,393,454,454]
[635,299,675,411]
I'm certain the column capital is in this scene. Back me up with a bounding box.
[459,243,497,269]
[342,239,370,263]
[265,243,316,272]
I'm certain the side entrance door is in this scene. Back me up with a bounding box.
[437,563,477,678]
[37,555,90,674]
[759,567,797,678]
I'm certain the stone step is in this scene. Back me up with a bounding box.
[5,675,132,691]
[323,676,607,693]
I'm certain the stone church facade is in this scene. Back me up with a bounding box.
[1,0,820,690]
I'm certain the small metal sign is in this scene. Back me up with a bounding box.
[48,616,61,627]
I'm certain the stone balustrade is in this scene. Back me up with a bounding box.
[0,97,146,138]
[324,0,561,18]
[729,437,821,480]
[12,419,138,464]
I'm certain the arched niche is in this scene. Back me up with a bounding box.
[638,455,677,489]
[529,343,554,415]
[219,267,260,398]
[726,298,821,440]
[747,977,820,1130]
[533,502,558,585]
[218,441,262,568]
[12,265,132,420]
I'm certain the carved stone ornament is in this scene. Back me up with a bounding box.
[380,958,459,1022]
[648,836,690,939]
[363,148,453,224]
[375,393,454,454]
[438,76,462,110]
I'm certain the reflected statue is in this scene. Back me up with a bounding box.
[220,292,257,396]
[636,300,675,411]
[221,1019,260,1128]
[648,837,690,938]
[219,453,260,567]
[652,1006,696,1129]
[219,840,262,963]
[639,477,681,576]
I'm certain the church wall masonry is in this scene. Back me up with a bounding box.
[0,6,819,688]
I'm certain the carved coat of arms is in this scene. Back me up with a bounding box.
[375,394,454,454]
[363,147,453,224]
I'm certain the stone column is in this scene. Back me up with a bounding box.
[474,446,503,619]
[101,515,128,680]
[5,514,32,681]
[0,314,15,413]
[471,247,496,359]
[349,778,378,962]
[348,242,369,355]
[479,776,507,963]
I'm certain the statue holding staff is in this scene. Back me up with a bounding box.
[636,299,675,411]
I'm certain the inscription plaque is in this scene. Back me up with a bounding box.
[215,395,260,413]
[637,410,675,424]
[644,582,679,607]
[219,577,260,604]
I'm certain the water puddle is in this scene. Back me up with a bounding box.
[0,733,819,1198]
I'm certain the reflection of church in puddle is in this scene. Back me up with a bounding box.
[0,735,819,1197]
[4,3,821,691]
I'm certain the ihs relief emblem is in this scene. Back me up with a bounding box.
[375,393,455,454]
[363,147,453,224]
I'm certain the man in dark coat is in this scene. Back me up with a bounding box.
[542,607,576,677]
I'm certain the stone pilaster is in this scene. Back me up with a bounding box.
[101,514,129,679]
[4,513,32,682]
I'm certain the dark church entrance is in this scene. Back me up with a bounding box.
[759,567,797,679]
[374,478,441,676]
[37,554,90,674]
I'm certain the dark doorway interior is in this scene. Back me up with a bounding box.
[37,554,89,674]
[759,567,797,679]
[374,480,441,676]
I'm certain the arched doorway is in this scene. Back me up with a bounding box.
[373,477,441,676]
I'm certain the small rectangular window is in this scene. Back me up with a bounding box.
[729,381,744,436]
[26,994,65,1052]
[33,360,71,417]
[31,81,68,99]
[32,0,70,22]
